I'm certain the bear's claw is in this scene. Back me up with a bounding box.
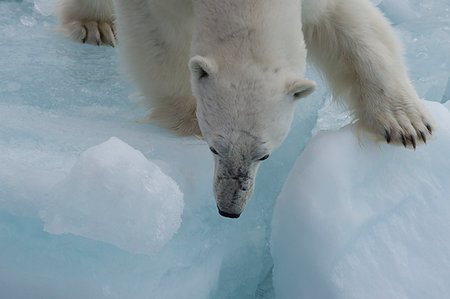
[384,116,435,149]
[384,129,392,144]
[63,20,116,47]
[420,131,427,144]
[426,123,433,135]
[359,91,436,149]
[400,133,407,148]
[81,25,88,44]
[409,134,416,149]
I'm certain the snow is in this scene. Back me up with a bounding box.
[0,0,449,298]
[272,101,450,299]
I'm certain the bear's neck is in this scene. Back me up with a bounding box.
[191,0,307,73]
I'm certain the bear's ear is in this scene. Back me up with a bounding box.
[286,79,316,100]
[189,55,217,80]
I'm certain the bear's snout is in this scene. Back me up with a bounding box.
[217,207,241,218]
[214,176,255,219]
[213,158,260,218]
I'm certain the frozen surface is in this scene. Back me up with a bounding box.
[0,0,449,298]
[272,102,450,299]
[40,137,183,255]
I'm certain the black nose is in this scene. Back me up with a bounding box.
[218,208,241,219]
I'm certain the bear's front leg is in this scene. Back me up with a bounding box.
[57,0,116,47]
[302,0,436,148]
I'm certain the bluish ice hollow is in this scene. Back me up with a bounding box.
[0,0,449,298]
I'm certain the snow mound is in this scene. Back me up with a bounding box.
[40,137,183,255]
[272,101,450,299]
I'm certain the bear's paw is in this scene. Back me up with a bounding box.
[62,20,116,47]
[358,95,437,149]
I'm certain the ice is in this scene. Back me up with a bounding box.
[272,101,450,299]
[40,137,184,255]
[443,77,450,103]
[0,0,449,298]
[20,15,37,27]
[390,1,450,103]
[370,0,383,6]
[378,0,419,23]
[445,100,450,111]
[311,96,353,135]
[32,0,58,17]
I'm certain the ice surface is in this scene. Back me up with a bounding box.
[311,96,353,135]
[272,101,450,299]
[31,0,58,17]
[0,0,449,298]
[40,137,184,255]
[390,1,450,103]
[445,100,450,110]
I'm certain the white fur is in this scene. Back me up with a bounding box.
[57,0,436,217]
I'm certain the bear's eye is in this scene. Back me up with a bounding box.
[258,154,270,161]
[209,146,219,155]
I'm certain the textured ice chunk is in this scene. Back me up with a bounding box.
[40,137,183,255]
[311,96,353,136]
[272,101,450,299]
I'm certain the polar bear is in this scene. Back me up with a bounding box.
[58,0,436,218]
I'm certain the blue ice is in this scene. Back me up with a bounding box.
[0,0,449,298]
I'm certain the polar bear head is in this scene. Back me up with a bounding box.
[189,56,315,218]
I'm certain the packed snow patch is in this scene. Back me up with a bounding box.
[272,101,450,299]
[40,137,184,255]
